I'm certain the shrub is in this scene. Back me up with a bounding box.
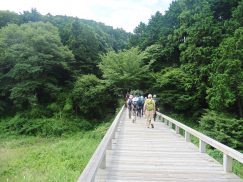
[1,113,94,137]
[200,110,243,150]
[72,74,117,119]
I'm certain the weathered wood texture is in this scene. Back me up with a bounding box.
[157,112,243,172]
[77,106,125,182]
[94,109,242,182]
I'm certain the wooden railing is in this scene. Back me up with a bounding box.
[156,112,243,173]
[77,106,125,182]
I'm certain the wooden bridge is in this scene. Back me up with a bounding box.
[78,106,243,182]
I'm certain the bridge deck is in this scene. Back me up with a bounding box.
[95,109,242,182]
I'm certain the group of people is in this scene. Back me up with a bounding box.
[125,93,159,128]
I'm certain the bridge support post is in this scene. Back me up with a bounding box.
[176,126,179,134]
[164,119,167,125]
[169,122,172,129]
[185,131,191,142]
[223,154,233,172]
[199,140,206,153]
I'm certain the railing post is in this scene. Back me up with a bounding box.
[107,130,117,150]
[223,154,233,172]
[199,140,206,153]
[169,122,172,129]
[176,126,179,134]
[185,131,191,142]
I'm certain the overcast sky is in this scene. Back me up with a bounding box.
[0,0,173,32]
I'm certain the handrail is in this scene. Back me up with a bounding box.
[77,106,125,182]
[156,112,243,172]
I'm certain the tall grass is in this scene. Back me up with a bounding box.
[0,122,110,182]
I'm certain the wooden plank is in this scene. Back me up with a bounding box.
[156,112,243,163]
[77,106,125,182]
[93,109,242,182]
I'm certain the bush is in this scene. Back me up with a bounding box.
[1,113,94,137]
[200,110,243,150]
[72,74,117,119]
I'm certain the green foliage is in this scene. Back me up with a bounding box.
[207,27,243,116]
[209,0,240,20]
[99,47,151,94]
[0,22,73,110]
[0,9,130,117]
[154,67,201,117]
[207,148,243,178]
[72,74,117,119]
[130,0,243,150]
[200,110,243,149]
[0,122,110,181]
[0,113,93,137]
[46,15,130,75]
[21,8,43,23]
[66,20,100,74]
[232,0,243,27]
[0,10,20,28]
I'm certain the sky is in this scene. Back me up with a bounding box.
[0,0,173,32]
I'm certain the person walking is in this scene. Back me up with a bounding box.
[127,95,133,119]
[143,94,155,128]
[124,92,129,108]
[137,96,144,117]
[131,96,138,123]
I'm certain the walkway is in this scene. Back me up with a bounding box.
[95,109,242,182]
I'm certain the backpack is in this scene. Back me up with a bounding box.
[128,99,132,109]
[132,101,137,111]
[137,98,143,107]
[145,99,154,111]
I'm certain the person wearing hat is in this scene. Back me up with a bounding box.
[143,94,155,128]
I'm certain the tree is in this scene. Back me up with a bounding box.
[67,20,100,74]
[208,0,241,21]
[20,8,42,23]
[99,48,150,94]
[0,10,20,28]
[153,67,200,117]
[200,110,243,149]
[72,74,116,119]
[129,22,147,48]
[0,22,73,109]
[207,27,243,117]
[177,0,223,113]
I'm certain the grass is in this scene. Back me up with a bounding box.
[207,148,243,178]
[0,122,110,182]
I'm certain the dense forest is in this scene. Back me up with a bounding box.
[0,8,131,133]
[128,0,243,150]
[0,0,242,180]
